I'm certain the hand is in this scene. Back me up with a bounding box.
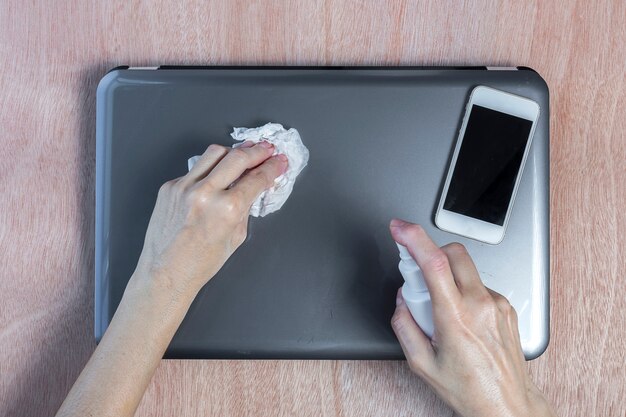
[57,141,288,417]
[389,219,556,417]
[132,141,288,295]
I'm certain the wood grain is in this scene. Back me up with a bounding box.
[1,1,624,416]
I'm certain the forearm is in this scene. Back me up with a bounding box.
[56,141,284,417]
[56,272,199,417]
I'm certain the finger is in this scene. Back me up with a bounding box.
[239,141,255,149]
[185,144,229,183]
[206,141,275,189]
[485,287,520,340]
[231,154,288,206]
[485,287,512,313]
[507,306,526,362]
[390,219,461,309]
[486,288,525,360]
[391,288,435,377]
[440,243,487,298]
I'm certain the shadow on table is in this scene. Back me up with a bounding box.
[4,62,116,417]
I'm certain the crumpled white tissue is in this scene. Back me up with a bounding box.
[187,123,309,217]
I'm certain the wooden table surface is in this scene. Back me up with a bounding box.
[1,1,624,416]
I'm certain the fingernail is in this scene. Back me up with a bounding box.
[240,141,254,148]
[259,141,274,149]
[390,218,407,228]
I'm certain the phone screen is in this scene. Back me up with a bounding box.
[443,105,533,226]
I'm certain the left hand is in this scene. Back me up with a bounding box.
[56,141,288,417]
[132,140,288,295]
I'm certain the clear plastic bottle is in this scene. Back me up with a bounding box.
[396,243,434,338]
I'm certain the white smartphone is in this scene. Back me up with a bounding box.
[435,86,540,244]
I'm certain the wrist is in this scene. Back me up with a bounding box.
[465,382,555,417]
[126,267,202,307]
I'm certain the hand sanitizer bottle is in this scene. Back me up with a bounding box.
[396,243,434,338]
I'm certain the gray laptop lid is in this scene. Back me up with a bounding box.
[96,67,549,360]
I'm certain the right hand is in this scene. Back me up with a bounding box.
[389,219,556,417]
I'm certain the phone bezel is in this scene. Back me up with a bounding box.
[435,85,541,244]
